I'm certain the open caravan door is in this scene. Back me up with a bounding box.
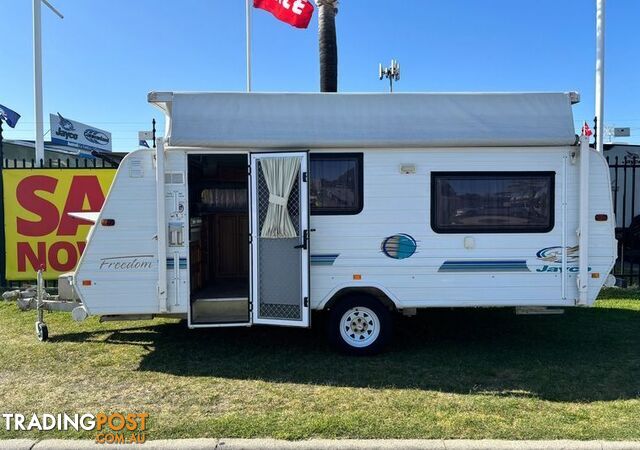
[250,152,310,327]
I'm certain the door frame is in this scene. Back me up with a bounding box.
[250,151,311,328]
[186,150,253,328]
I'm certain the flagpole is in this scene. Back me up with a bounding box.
[0,118,5,287]
[32,0,64,165]
[246,0,252,92]
[595,0,605,152]
[33,0,45,165]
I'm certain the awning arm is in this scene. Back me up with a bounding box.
[155,137,168,313]
[67,212,100,224]
[577,134,590,305]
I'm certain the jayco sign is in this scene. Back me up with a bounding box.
[50,113,112,152]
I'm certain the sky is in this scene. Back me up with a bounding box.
[1,0,639,151]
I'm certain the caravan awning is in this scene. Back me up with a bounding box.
[149,92,578,149]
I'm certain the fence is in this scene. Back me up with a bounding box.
[608,155,640,287]
[3,156,119,169]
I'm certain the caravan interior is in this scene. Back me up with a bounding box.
[187,154,250,324]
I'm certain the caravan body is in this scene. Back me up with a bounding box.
[66,92,616,353]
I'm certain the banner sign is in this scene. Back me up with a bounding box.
[253,0,314,29]
[3,169,116,280]
[50,113,112,152]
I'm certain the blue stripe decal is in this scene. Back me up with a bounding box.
[167,258,187,269]
[310,254,339,266]
[438,260,530,273]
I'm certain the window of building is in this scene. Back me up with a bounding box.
[431,172,554,233]
[310,153,363,215]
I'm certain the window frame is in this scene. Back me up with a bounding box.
[309,152,364,216]
[430,171,556,234]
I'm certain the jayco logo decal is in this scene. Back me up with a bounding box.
[535,245,589,272]
[55,113,78,141]
[58,114,75,131]
[536,246,579,264]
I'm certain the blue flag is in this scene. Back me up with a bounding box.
[0,104,21,128]
[139,139,150,148]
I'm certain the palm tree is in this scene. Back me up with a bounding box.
[316,0,338,92]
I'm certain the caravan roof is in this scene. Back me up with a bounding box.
[149,92,579,149]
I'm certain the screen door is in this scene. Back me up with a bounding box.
[250,152,310,327]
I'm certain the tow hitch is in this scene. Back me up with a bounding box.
[2,270,86,341]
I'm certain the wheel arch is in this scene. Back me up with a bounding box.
[318,284,400,312]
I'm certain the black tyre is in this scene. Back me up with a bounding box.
[328,296,392,355]
[36,322,48,342]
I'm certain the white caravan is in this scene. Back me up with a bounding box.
[24,92,620,354]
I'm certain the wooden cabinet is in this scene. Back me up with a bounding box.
[190,212,248,295]
[214,213,249,278]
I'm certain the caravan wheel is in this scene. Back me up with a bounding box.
[328,296,392,355]
[36,322,48,342]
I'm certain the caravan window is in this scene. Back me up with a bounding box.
[431,172,554,233]
[310,153,363,215]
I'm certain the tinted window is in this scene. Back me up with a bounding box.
[431,172,554,233]
[310,153,363,215]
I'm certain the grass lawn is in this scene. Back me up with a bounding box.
[0,293,639,441]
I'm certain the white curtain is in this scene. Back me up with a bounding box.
[260,156,301,238]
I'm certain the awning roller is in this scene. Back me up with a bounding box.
[150,92,578,149]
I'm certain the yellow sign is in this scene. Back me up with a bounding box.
[3,169,116,280]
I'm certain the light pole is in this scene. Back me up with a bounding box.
[33,0,63,165]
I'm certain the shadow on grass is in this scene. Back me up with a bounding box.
[51,306,640,403]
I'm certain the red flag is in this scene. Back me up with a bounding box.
[582,122,593,137]
[253,0,314,29]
